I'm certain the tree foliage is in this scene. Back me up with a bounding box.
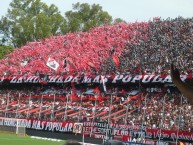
[0,17,12,45]
[0,45,13,59]
[64,2,113,32]
[113,18,126,24]
[6,0,66,47]
[0,0,118,49]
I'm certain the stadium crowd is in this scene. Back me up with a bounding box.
[0,17,192,76]
[0,16,193,133]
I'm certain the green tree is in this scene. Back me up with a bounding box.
[1,1,123,48]
[0,16,13,46]
[64,2,113,33]
[5,0,66,47]
[0,45,13,59]
[113,18,126,24]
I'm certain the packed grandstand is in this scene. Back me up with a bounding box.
[0,17,193,143]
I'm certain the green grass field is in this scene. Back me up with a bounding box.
[0,133,66,145]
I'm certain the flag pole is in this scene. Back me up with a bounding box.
[124,94,130,125]
[38,95,43,120]
[5,92,10,118]
[140,93,148,143]
[138,56,144,143]
[89,96,97,138]
[78,94,83,122]
[175,94,183,145]
[64,92,69,121]
[27,92,32,118]
[51,94,56,120]
[81,94,84,145]
[158,93,167,143]
[15,92,21,118]
[104,93,113,143]
[70,89,72,103]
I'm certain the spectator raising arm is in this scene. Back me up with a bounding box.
[171,64,193,104]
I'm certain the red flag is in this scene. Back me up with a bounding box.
[112,55,120,67]
[71,94,80,101]
[90,87,104,101]
[63,58,76,72]
[71,82,77,94]
[71,82,80,101]
[87,62,97,71]
[93,87,100,95]
[130,95,139,100]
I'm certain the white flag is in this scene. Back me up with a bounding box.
[46,57,59,71]
[101,75,107,92]
[20,60,28,67]
[73,123,83,134]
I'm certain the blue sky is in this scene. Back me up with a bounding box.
[1,0,193,22]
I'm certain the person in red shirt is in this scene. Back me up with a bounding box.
[171,64,193,104]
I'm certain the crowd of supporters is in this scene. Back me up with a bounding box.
[0,88,193,132]
[0,17,192,76]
